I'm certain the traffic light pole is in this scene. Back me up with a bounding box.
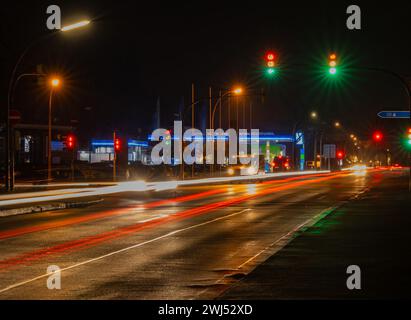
[353,67,411,191]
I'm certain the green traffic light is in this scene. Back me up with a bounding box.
[328,67,337,75]
[266,68,276,76]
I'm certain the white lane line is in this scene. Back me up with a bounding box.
[195,203,345,299]
[237,204,341,270]
[197,186,372,298]
[0,209,251,294]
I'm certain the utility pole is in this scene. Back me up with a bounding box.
[191,83,195,178]
[209,87,212,176]
[113,130,117,181]
[313,130,317,170]
[47,89,53,182]
[219,90,222,176]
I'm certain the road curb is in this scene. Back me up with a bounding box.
[0,198,103,218]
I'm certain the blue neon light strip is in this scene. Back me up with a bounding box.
[147,135,294,142]
[91,140,148,147]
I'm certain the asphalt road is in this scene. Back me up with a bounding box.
[0,169,401,299]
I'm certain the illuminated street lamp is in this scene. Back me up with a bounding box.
[310,111,318,119]
[5,18,91,191]
[50,78,60,87]
[47,77,62,182]
[211,86,244,129]
[233,87,243,95]
[334,121,341,128]
[61,20,91,32]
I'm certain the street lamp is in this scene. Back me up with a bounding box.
[47,77,61,182]
[5,19,90,191]
[334,121,341,128]
[50,78,60,87]
[310,111,318,119]
[211,86,243,129]
[233,87,243,95]
[61,20,90,32]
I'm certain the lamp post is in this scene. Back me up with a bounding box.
[5,19,90,191]
[47,77,60,182]
[211,87,243,130]
[309,111,319,170]
[210,87,243,176]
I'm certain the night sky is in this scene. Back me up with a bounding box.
[1,1,410,155]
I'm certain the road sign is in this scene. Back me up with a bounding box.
[377,111,410,119]
[323,144,336,158]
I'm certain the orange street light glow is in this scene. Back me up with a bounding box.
[61,20,90,32]
[50,78,60,87]
[233,87,243,95]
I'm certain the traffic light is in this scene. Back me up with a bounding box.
[372,131,383,142]
[336,150,344,159]
[114,138,121,152]
[405,128,411,148]
[65,134,75,150]
[328,53,337,75]
[264,51,277,76]
[165,130,171,145]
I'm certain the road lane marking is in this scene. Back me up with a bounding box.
[194,204,344,299]
[197,186,372,298]
[236,185,371,271]
[0,209,252,294]
[237,205,341,270]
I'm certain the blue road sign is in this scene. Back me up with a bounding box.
[377,111,410,119]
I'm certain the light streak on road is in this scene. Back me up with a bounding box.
[0,171,329,208]
[0,172,346,271]
[0,181,150,207]
[0,189,224,240]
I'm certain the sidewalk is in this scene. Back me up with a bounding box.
[220,172,411,299]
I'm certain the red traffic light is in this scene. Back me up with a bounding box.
[114,138,121,152]
[373,131,383,142]
[265,52,275,61]
[65,134,75,150]
[336,150,344,159]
